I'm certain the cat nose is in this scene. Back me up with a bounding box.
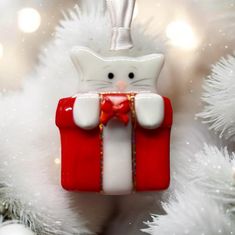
[116,81,127,91]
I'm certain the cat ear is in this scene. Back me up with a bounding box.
[70,47,104,80]
[138,54,165,79]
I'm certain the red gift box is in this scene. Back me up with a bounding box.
[56,93,173,194]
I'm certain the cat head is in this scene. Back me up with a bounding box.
[71,47,164,93]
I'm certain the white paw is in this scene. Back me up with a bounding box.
[73,93,100,129]
[135,93,164,129]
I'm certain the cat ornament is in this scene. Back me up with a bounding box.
[56,47,173,195]
[56,0,172,195]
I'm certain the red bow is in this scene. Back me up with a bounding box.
[100,97,130,125]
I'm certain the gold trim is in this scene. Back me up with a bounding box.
[99,94,104,193]
[99,93,137,193]
[128,93,137,191]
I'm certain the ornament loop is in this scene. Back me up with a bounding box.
[106,0,136,50]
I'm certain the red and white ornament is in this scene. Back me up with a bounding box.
[56,91,172,195]
[55,0,173,195]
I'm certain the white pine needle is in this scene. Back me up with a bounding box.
[0,1,165,234]
[199,54,235,140]
[143,187,235,235]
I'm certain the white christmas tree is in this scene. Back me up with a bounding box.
[0,0,235,235]
[200,55,235,140]
[143,54,235,235]
[0,1,165,234]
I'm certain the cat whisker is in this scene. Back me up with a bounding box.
[96,86,113,90]
[135,87,151,89]
[86,79,112,84]
[88,83,112,86]
[86,82,113,86]
[89,85,111,89]
[130,78,152,84]
[132,84,151,87]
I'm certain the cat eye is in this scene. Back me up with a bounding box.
[128,72,135,79]
[108,73,114,79]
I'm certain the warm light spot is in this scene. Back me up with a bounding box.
[54,158,61,165]
[18,8,41,33]
[0,43,3,59]
[166,20,198,50]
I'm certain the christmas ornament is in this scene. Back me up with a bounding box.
[106,0,135,50]
[0,0,167,233]
[1,0,235,234]
[0,223,35,235]
[56,0,173,195]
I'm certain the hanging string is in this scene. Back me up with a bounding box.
[106,0,136,51]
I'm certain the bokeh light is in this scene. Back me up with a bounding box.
[166,20,198,50]
[17,8,41,33]
[54,158,61,165]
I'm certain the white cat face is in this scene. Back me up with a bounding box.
[71,47,164,93]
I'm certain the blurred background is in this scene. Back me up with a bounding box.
[0,0,77,90]
[0,0,234,110]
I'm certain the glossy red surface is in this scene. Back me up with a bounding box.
[135,97,173,191]
[56,98,101,191]
[56,94,173,193]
